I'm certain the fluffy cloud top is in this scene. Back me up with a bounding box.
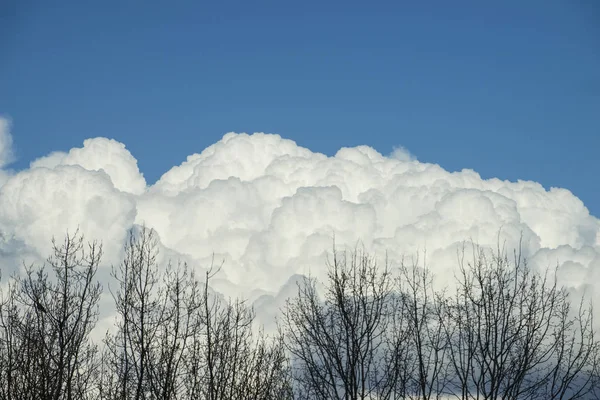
[30,137,146,195]
[1,130,599,328]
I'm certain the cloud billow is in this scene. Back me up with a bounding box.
[1,120,598,329]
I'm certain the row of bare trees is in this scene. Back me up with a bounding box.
[0,229,291,400]
[1,228,599,399]
[98,229,291,400]
[285,244,600,400]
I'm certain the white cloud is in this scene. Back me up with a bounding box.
[0,117,15,187]
[0,117,14,169]
[389,145,416,162]
[1,129,599,332]
[30,151,67,169]
[0,165,137,266]
[29,137,146,194]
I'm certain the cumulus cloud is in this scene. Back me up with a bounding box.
[0,117,14,169]
[0,165,137,268]
[389,145,416,162]
[0,117,15,187]
[29,151,67,169]
[1,128,599,332]
[29,137,146,194]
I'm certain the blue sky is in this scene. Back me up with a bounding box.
[1,0,599,214]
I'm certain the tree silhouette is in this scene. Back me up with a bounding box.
[0,231,102,400]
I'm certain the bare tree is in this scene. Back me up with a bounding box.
[100,227,196,400]
[147,264,203,400]
[233,330,294,400]
[281,245,406,400]
[398,254,449,400]
[101,227,292,400]
[101,228,157,400]
[186,264,292,400]
[441,242,600,400]
[0,274,30,400]
[0,231,102,400]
